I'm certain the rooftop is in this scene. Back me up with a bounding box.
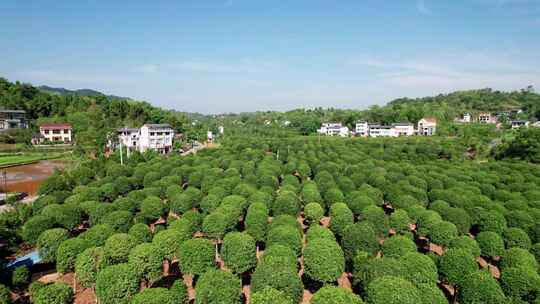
[39,123,72,129]
[0,109,26,114]
[142,123,173,129]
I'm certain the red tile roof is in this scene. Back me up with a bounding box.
[39,123,72,129]
[421,117,437,123]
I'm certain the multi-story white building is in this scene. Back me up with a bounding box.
[116,128,140,150]
[39,123,73,143]
[418,117,437,136]
[368,124,395,137]
[355,121,369,137]
[317,123,349,137]
[0,110,27,130]
[392,123,415,136]
[138,124,174,154]
[511,120,529,129]
[478,113,496,124]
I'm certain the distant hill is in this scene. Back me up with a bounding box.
[38,85,130,100]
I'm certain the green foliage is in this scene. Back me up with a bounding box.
[311,285,364,304]
[221,232,257,273]
[428,221,458,246]
[495,128,540,163]
[500,248,539,272]
[131,288,176,304]
[32,283,73,304]
[37,228,69,263]
[389,209,411,235]
[503,227,532,250]
[178,238,215,275]
[128,243,163,283]
[400,252,438,285]
[304,202,324,224]
[195,269,242,304]
[476,231,505,258]
[152,229,188,260]
[251,287,293,304]
[448,236,481,257]
[21,215,55,244]
[95,263,140,304]
[260,245,298,270]
[361,205,389,237]
[366,276,421,304]
[306,225,336,242]
[251,261,304,304]
[11,266,30,287]
[80,224,114,247]
[416,284,447,304]
[101,210,133,233]
[245,202,269,242]
[342,221,379,259]
[329,203,353,238]
[500,267,540,300]
[439,248,478,286]
[103,233,138,265]
[170,279,189,304]
[459,270,506,304]
[56,237,91,273]
[381,235,417,258]
[0,284,10,304]
[128,223,153,243]
[266,225,303,256]
[304,238,345,283]
[75,247,105,288]
[140,196,165,222]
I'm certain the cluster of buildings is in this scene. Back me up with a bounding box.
[113,124,175,154]
[455,111,540,129]
[0,109,74,144]
[318,118,437,137]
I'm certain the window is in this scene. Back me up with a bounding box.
[64,129,69,134]
[157,132,163,136]
[150,132,155,136]
[44,130,50,134]
[165,132,170,135]
[53,129,61,134]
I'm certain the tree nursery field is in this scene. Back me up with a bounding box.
[1,135,540,304]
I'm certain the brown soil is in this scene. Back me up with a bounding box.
[242,285,251,304]
[183,274,196,300]
[429,243,444,255]
[319,217,330,227]
[441,283,455,296]
[476,257,488,268]
[337,272,352,291]
[2,160,68,195]
[489,264,501,279]
[74,288,97,304]
[302,290,313,304]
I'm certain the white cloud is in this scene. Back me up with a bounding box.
[416,0,432,15]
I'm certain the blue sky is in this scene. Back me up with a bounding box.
[1,0,540,113]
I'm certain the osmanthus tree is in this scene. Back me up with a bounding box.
[361,205,389,237]
[341,221,379,260]
[415,284,447,304]
[101,210,133,233]
[381,235,417,258]
[250,287,294,304]
[40,203,83,230]
[448,236,481,258]
[303,238,345,283]
[259,245,298,270]
[128,223,153,244]
[503,227,532,250]
[36,228,69,263]
[366,276,422,304]
[75,247,105,289]
[438,248,478,286]
[500,267,540,301]
[139,196,166,223]
[399,252,438,286]
[272,191,300,217]
[152,228,189,262]
[95,263,140,304]
[458,270,507,304]
[306,225,336,243]
[329,203,353,238]
[266,225,303,256]
[245,202,269,242]
[476,231,505,259]
[128,243,163,285]
[21,215,55,245]
[428,220,458,247]
[304,202,324,225]
[194,269,242,304]
[178,238,215,276]
[310,285,364,304]
[12,265,30,288]
[0,284,10,304]
[251,259,304,304]
[170,279,189,304]
[130,287,176,304]
[79,224,115,247]
[389,209,411,235]
[499,248,539,272]
[221,232,257,273]
[103,233,138,265]
[56,237,91,273]
[32,282,73,304]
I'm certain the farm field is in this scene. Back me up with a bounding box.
[1,135,540,304]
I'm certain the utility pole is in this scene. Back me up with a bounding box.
[119,140,124,166]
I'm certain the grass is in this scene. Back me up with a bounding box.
[0,152,71,167]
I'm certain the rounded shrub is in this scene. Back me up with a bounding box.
[178,238,215,275]
[476,210,507,234]
[438,248,478,286]
[200,194,221,214]
[32,282,73,304]
[362,205,389,237]
[381,235,417,258]
[195,269,242,304]
[458,270,506,304]
[152,228,190,261]
[304,238,345,283]
[202,211,230,240]
[266,225,302,256]
[306,225,336,242]
[251,262,304,304]
[260,245,298,270]
[428,221,458,247]
[128,223,153,243]
[75,246,105,288]
[251,287,293,304]
[12,265,30,287]
[245,202,269,242]
[476,231,505,258]
[304,202,324,224]
[131,288,175,304]
[103,233,137,265]
[128,243,163,283]
[311,285,364,304]
[221,232,257,273]
[500,247,539,272]
[400,252,438,285]
[448,236,481,257]
[500,267,540,300]
[345,191,375,216]
[416,284,447,304]
[170,279,189,304]
[0,284,10,304]
[101,210,133,233]
[56,237,91,273]
[139,196,165,222]
[366,276,421,304]
[80,224,114,247]
[503,227,532,250]
[329,203,354,238]
[37,228,69,263]
[21,215,55,244]
[353,257,405,287]
[95,263,140,304]
[342,221,379,259]
[272,191,300,217]
[389,209,411,235]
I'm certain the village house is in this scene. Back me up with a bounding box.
[355,121,369,137]
[533,121,540,128]
[417,117,437,136]
[478,113,496,124]
[0,110,27,130]
[455,113,471,123]
[511,120,529,129]
[39,123,73,143]
[368,124,394,137]
[138,124,175,154]
[116,127,140,150]
[392,123,415,136]
[317,123,349,137]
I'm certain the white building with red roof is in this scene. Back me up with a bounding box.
[417,117,437,136]
[39,123,73,143]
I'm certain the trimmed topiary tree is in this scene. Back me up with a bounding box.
[304,238,345,283]
[428,221,458,247]
[476,231,505,259]
[80,224,115,247]
[101,210,133,233]
[500,247,538,271]
[311,285,364,304]
[329,203,353,238]
[500,267,540,300]
[37,228,69,263]
[306,225,336,243]
[128,243,163,284]
[381,235,417,258]
[11,266,30,288]
[272,191,300,217]
[128,223,153,244]
[195,269,242,304]
[362,205,389,237]
[304,202,324,224]
[139,196,165,223]
[178,238,215,275]
[170,279,189,304]
[448,236,481,257]
[476,210,507,234]
[152,229,189,261]
[458,270,508,304]
[251,261,304,304]
[56,237,91,273]
[389,209,411,235]
[245,202,269,242]
[75,246,105,288]
[32,283,73,304]
[0,284,10,304]
[266,225,303,256]
[95,263,140,304]
[503,227,532,250]
[438,248,478,286]
[103,233,138,265]
[366,276,421,304]
[345,191,375,216]
[21,215,55,244]
[342,221,379,259]
[400,252,438,285]
[251,287,293,304]
[260,245,298,270]
[131,288,176,304]
[221,232,257,273]
[416,284,447,304]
